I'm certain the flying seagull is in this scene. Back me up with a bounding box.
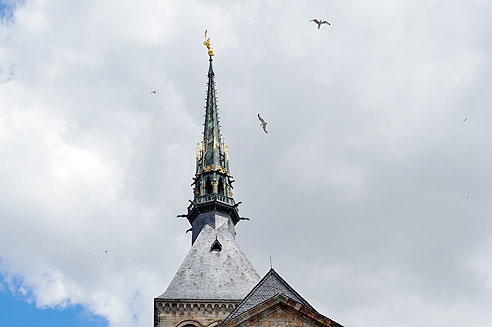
[104,250,108,253]
[463,117,468,122]
[151,90,157,94]
[309,19,330,29]
[258,114,268,133]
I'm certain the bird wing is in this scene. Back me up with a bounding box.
[309,19,319,24]
[321,21,331,25]
[262,124,268,133]
[258,113,265,123]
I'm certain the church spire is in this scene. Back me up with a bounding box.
[198,56,228,176]
[185,42,241,244]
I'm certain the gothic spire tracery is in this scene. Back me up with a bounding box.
[196,56,230,178]
[186,55,240,244]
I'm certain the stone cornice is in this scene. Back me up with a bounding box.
[154,299,240,316]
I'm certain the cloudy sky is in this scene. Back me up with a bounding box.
[1,0,492,326]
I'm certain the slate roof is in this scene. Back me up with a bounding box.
[158,223,260,300]
[223,268,316,322]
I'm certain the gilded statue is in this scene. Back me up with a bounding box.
[203,29,214,56]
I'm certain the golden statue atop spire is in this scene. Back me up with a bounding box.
[203,29,214,56]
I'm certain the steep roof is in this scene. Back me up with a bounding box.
[223,268,316,322]
[221,293,344,327]
[158,222,260,300]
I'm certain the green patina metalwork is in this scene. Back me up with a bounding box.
[187,56,240,225]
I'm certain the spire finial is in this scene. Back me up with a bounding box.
[203,29,214,57]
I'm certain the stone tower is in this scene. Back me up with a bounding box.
[154,56,260,327]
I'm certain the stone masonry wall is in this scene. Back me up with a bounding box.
[154,300,240,327]
[235,305,326,327]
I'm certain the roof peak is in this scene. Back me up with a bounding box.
[223,268,316,323]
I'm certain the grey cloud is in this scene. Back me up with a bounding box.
[1,0,492,327]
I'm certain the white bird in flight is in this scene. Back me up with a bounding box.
[309,19,331,29]
[258,114,268,133]
[151,90,157,94]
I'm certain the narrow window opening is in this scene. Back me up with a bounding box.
[218,178,224,195]
[205,177,213,194]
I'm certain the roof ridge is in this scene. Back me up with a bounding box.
[222,268,315,323]
[268,269,315,310]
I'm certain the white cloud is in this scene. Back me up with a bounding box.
[1,0,492,326]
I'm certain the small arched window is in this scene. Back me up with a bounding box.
[205,177,213,194]
[176,321,203,327]
[217,178,224,195]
